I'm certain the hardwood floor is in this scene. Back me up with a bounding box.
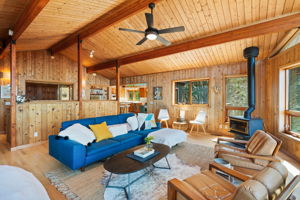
[0,134,65,200]
[0,133,299,200]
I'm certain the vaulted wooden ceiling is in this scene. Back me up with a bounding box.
[1,0,300,79]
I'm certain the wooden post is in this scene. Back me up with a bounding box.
[10,40,16,148]
[116,60,120,114]
[77,36,83,118]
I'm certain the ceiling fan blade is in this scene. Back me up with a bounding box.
[156,35,171,46]
[158,26,185,34]
[136,37,147,45]
[145,13,153,27]
[119,28,145,33]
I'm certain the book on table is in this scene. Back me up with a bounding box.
[134,147,155,158]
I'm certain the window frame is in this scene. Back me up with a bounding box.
[284,67,300,137]
[172,78,210,106]
[224,75,248,123]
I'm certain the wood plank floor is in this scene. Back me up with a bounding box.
[0,134,299,200]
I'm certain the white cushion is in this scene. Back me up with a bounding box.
[108,124,128,137]
[108,123,131,132]
[59,123,95,145]
[148,128,187,147]
[127,116,139,131]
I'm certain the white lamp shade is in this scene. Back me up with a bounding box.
[158,109,169,120]
[179,110,185,119]
[195,111,206,122]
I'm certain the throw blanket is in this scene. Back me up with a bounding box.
[148,128,187,147]
[0,165,50,200]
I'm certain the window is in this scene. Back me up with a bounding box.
[285,66,300,136]
[174,79,209,105]
[26,82,73,100]
[225,76,248,122]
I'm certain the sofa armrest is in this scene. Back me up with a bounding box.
[168,178,207,200]
[49,135,86,170]
[156,122,161,129]
[276,175,300,200]
[209,162,250,181]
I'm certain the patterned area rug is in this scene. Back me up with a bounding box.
[45,142,215,200]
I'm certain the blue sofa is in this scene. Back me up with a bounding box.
[49,113,161,170]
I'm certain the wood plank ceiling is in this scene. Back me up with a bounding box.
[0,0,30,40]
[7,0,300,78]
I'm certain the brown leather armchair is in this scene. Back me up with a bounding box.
[215,130,282,175]
[168,162,299,200]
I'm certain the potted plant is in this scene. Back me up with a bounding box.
[144,136,154,150]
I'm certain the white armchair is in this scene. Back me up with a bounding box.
[189,111,206,134]
[158,109,170,128]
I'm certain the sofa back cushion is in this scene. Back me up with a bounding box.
[61,118,96,130]
[95,115,120,125]
[118,113,135,123]
[234,180,268,200]
[253,166,285,198]
[246,130,277,156]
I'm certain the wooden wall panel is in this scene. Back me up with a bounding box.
[16,101,79,146]
[266,43,300,160]
[118,61,266,135]
[82,100,118,118]
[0,50,113,147]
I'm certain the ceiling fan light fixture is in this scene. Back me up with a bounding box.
[146,33,157,40]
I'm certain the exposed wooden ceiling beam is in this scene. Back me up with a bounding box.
[87,12,300,73]
[49,0,158,54]
[269,28,300,58]
[0,0,49,59]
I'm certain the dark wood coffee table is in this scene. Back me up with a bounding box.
[104,143,171,199]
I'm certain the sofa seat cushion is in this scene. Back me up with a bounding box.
[219,153,265,170]
[110,133,142,144]
[183,171,235,199]
[86,139,120,156]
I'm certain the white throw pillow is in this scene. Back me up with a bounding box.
[108,123,132,132]
[59,123,95,145]
[127,116,139,131]
[108,124,128,137]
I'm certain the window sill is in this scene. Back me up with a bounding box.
[173,104,209,107]
[279,132,300,142]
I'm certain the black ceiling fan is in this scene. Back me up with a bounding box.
[119,2,185,46]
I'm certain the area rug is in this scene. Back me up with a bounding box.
[45,142,215,200]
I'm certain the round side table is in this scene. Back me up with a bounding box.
[172,121,188,131]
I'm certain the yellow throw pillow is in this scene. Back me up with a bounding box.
[89,122,113,142]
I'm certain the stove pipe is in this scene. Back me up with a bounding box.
[243,46,259,119]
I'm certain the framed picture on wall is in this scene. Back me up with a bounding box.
[153,87,162,100]
[0,85,10,98]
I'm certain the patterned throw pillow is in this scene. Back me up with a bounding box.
[138,113,157,130]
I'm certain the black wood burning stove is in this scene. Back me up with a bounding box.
[229,47,263,140]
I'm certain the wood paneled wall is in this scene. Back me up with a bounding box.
[82,100,118,118]
[15,100,118,146]
[118,61,267,135]
[266,43,300,160]
[0,50,115,147]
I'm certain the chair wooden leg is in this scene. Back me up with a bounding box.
[166,120,169,128]
[190,124,194,134]
[202,124,206,134]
